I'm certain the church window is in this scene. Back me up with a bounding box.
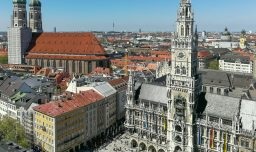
[88,61,92,73]
[14,11,17,17]
[59,60,62,67]
[30,13,33,19]
[72,61,76,73]
[181,25,184,36]
[53,60,56,67]
[79,61,82,73]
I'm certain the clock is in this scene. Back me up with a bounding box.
[177,51,186,59]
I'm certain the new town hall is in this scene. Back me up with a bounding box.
[125,0,256,152]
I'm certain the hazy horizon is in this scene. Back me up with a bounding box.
[1,0,256,32]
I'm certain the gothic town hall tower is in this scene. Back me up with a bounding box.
[166,0,201,151]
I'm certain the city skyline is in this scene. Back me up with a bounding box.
[1,0,256,32]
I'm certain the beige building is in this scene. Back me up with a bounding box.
[33,90,113,152]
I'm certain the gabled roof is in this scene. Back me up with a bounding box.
[204,93,240,119]
[108,77,128,88]
[139,83,168,104]
[0,76,34,97]
[33,90,104,117]
[94,82,116,97]
[27,32,106,56]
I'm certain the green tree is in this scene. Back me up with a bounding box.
[0,56,8,64]
[0,116,29,148]
[208,59,219,70]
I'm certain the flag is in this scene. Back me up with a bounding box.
[198,127,201,145]
[143,112,147,129]
[210,128,214,149]
[223,133,227,152]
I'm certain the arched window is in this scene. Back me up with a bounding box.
[175,136,182,142]
[175,125,182,132]
[182,66,186,75]
[186,25,190,36]
[14,11,17,17]
[174,146,182,152]
[176,66,180,74]
[186,7,189,17]
[181,25,184,36]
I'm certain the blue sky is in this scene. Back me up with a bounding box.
[0,0,256,32]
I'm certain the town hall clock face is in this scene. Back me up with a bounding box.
[177,51,186,60]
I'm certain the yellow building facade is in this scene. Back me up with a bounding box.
[33,90,105,152]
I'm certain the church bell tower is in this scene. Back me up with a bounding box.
[29,0,43,33]
[166,0,201,151]
[8,0,32,64]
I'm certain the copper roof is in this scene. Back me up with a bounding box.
[27,32,106,55]
[33,90,104,117]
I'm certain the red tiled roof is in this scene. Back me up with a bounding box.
[91,67,111,75]
[27,32,106,55]
[26,54,107,61]
[151,51,170,56]
[197,50,211,59]
[0,48,7,52]
[33,90,104,117]
[108,76,128,87]
[128,56,169,62]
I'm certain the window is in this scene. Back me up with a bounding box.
[176,66,180,74]
[181,25,184,36]
[203,86,206,92]
[209,116,219,123]
[222,119,232,126]
[175,125,182,132]
[186,25,190,36]
[210,87,214,93]
[224,89,229,96]
[182,66,186,75]
[241,139,250,147]
[217,88,221,95]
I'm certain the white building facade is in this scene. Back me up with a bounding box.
[219,55,252,74]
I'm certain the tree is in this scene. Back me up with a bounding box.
[208,59,219,70]
[0,116,29,148]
